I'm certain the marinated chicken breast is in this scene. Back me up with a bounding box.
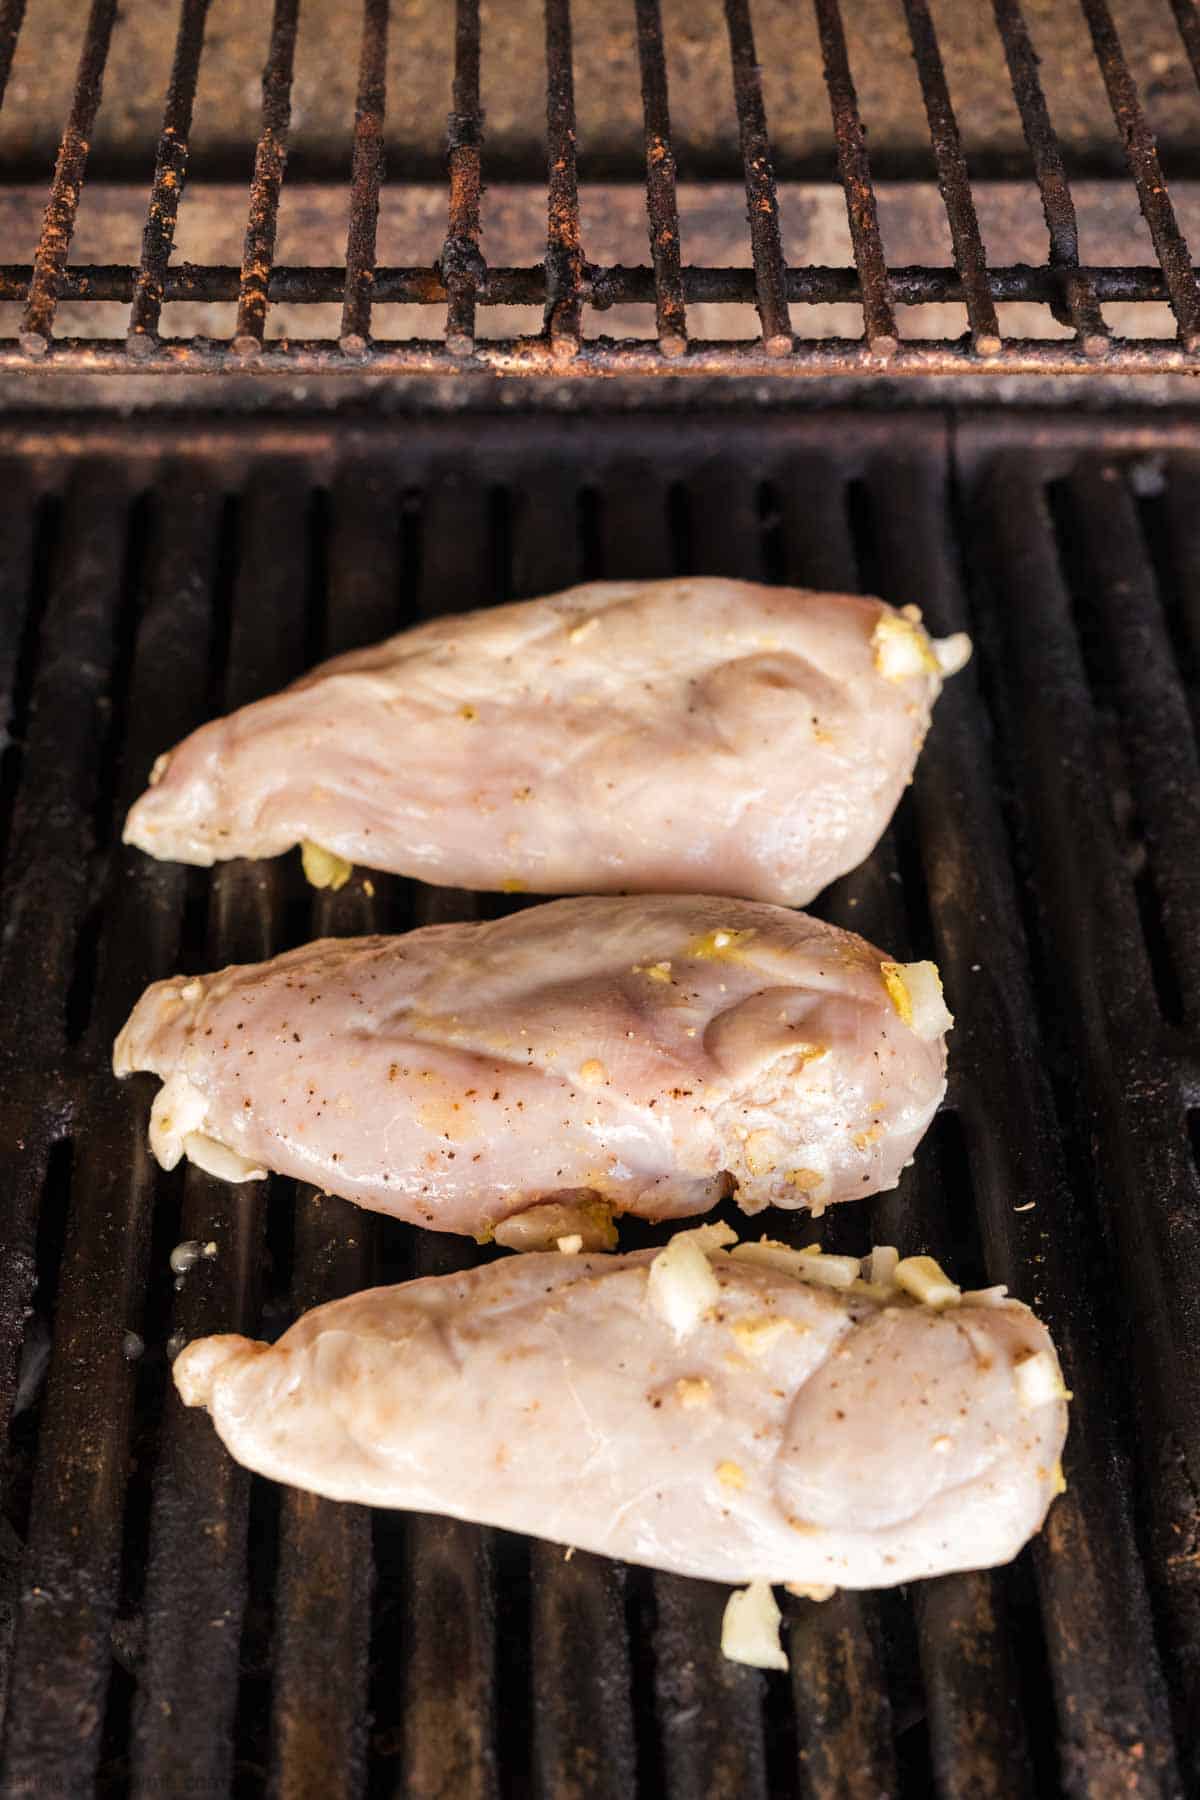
[113,895,950,1240]
[173,1232,1068,1590]
[123,579,970,906]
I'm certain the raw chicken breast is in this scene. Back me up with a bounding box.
[173,1232,1068,1590]
[123,578,970,906]
[113,895,950,1240]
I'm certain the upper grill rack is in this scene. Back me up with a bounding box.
[6,0,1200,375]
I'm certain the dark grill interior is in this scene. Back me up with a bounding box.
[7,0,1200,373]
[0,409,1197,1795]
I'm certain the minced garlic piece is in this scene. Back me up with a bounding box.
[961,1285,1011,1308]
[494,1196,616,1253]
[556,1234,583,1255]
[865,1245,899,1288]
[1013,1349,1071,1409]
[880,959,953,1040]
[647,1222,737,1339]
[301,840,353,891]
[894,1255,961,1308]
[785,1581,837,1602]
[1051,1460,1067,1496]
[872,608,940,681]
[182,1132,267,1184]
[721,1581,788,1671]
[645,961,672,982]
[676,1377,712,1409]
[568,615,600,644]
[500,877,527,893]
[578,1059,607,1086]
[933,631,972,675]
[732,1240,860,1289]
[716,1460,746,1490]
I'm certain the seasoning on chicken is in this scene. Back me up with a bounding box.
[173,1231,1069,1601]
[113,895,951,1241]
[123,578,970,906]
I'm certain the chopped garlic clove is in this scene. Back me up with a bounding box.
[182,1132,267,1183]
[894,1255,962,1309]
[932,631,972,676]
[1013,1348,1071,1409]
[880,960,954,1040]
[556,1234,583,1255]
[495,1196,617,1254]
[721,1581,789,1671]
[961,1285,1011,1308]
[647,1222,737,1338]
[301,840,353,891]
[149,1071,210,1171]
[865,1244,899,1288]
[872,610,939,681]
[731,1240,860,1289]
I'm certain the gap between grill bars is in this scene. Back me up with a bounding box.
[0,410,1197,1797]
[6,0,1200,372]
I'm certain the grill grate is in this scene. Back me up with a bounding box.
[5,2,1200,373]
[0,409,1197,1794]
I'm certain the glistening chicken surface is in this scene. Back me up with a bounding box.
[113,895,950,1240]
[123,579,970,905]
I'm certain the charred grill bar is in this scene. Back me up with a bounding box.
[7,0,1200,371]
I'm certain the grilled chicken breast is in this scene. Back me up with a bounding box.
[113,895,950,1241]
[123,578,969,906]
[173,1232,1068,1590]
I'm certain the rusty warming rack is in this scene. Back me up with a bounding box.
[6,0,1200,373]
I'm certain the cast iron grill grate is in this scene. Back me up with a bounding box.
[5,2,1200,373]
[0,410,1197,1795]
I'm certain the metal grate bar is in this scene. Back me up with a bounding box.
[722,0,792,355]
[1168,0,1200,88]
[1062,464,1200,1026]
[1159,462,1200,736]
[812,0,897,357]
[444,0,484,356]
[633,0,686,357]
[532,1553,636,1799]
[18,0,119,354]
[339,0,390,355]
[543,0,586,355]
[1079,0,1200,351]
[234,0,301,355]
[269,1201,373,1798]
[23,259,1200,311]
[132,473,310,1794]
[128,0,212,353]
[656,1577,769,1800]
[901,0,1000,353]
[992,0,1108,354]
[0,0,28,115]
[268,470,391,1795]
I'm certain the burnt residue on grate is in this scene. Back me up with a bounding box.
[0,411,1196,1795]
[3,0,1200,372]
